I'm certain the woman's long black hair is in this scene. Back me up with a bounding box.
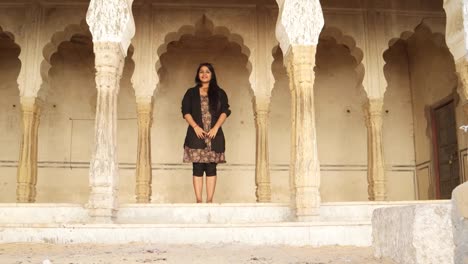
[195,62,220,115]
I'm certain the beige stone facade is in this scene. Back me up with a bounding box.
[0,0,467,216]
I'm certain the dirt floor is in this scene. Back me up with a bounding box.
[0,243,396,264]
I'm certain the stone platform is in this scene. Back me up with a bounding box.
[0,201,448,247]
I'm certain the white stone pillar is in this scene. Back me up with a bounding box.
[135,97,153,203]
[16,97,40,203]
[363,98,386,201]
[275,0,324,220]
[86,0,135,222]
[254,96,271,202]
[284,46,321,220]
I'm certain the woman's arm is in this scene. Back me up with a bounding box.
[207,90,230,139]
[207,113,227,139]
[184,114,206,139]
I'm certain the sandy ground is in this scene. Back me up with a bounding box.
[0,243,396,264]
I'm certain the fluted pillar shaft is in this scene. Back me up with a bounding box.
[288,72,297,207]
[285,46,321,220]
[87,42,124,221]
[364,98,386,201]
[135,97,153,203]
[254,96,272,202]
[16,97,41,203]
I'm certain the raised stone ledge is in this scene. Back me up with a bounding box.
[0,222,371,246]
[0,201,447,224]
[452,183,468,264]
[372,203,454,264]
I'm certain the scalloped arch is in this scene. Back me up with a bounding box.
[386,22,449,51]
[382,21,457,150]
[0,25,22,95]
[320,26,365,79]
[0,25,16,41]
[271,26,366,97]
[155,15,253,95]
[383,22,453,96]
[318,26,366,92]
[39,20,92,99]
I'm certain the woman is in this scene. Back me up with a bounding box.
[181,63,231,203]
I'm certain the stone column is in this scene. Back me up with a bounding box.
[135,97,153,203]
[254,96,271,202]
[85,0,135,222]
[87,42,124,221]
[16,97,41,203]
[285,46,321,220]
[275,0,324,220]
[363,98,386,201]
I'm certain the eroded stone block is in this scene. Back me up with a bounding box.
[372,203,454,264]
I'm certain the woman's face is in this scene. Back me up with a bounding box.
[198,66,212,84]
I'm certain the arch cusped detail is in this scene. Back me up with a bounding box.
[319,26,365,92]
[155,15,253,95]
[39,20,92,99]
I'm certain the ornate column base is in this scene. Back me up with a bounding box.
[86,185,118,223]
[295,186,320,221]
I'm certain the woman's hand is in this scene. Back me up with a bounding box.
[207,126,219,139]
[194,126,207,139]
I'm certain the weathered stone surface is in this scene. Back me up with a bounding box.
[285,45,321,220]
[372,203,454,264]
[452,183,468,264]
[86,42,125,222]
[275,0,324,54]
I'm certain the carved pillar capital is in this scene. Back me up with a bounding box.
[363,98,384,125]
[254,96,271,118]
[86,0,135,56]
[275,0,324,57]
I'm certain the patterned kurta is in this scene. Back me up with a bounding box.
[183,95,226,163]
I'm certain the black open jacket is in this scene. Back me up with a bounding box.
[181,86,231,153]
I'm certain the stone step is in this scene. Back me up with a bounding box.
[0,221,372,246]
[0,201,449,224]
